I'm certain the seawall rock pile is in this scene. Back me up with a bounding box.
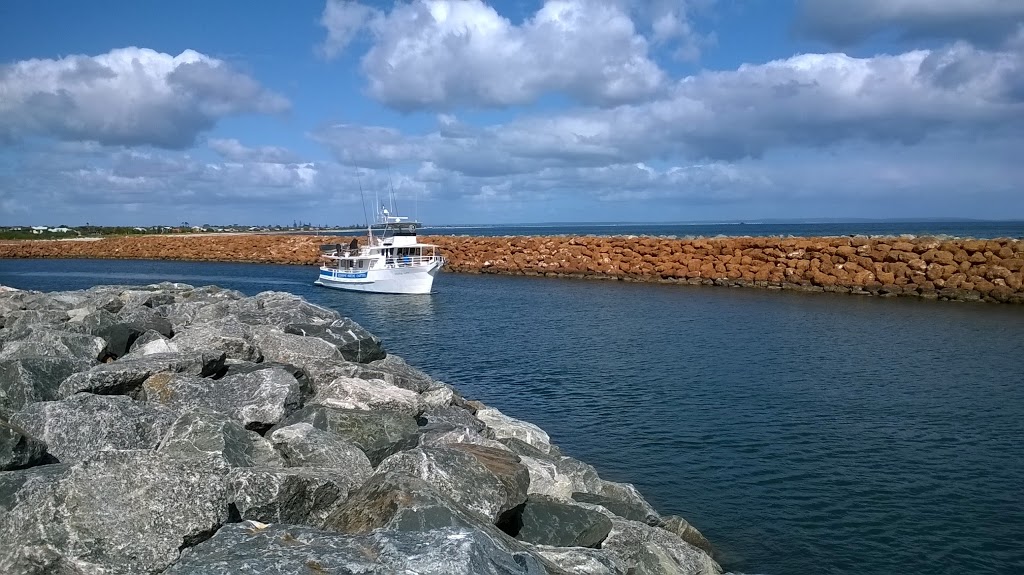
[4,233,1020,303]
[0,282,721,575]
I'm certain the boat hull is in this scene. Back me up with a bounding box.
[314,261,443,295]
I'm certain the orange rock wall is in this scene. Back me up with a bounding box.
[2,234,1022,303]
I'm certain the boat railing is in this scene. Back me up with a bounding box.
[386,254,446,268]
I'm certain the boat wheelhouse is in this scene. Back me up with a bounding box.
[314,210,445,295]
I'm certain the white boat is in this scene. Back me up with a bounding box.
[314,209,446,294]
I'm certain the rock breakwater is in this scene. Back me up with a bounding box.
[3,233,1021,303]
[0,282,720,574]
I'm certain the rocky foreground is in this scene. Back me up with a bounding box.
[2,233,1023,303]
[0,283,720,574]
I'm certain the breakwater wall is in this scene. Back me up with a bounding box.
[0,283,720,574]
[2,234,1022,303]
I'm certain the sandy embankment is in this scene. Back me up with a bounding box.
[1,233,1022,303]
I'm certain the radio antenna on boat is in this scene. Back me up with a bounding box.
[356,171,372,242]
[387,166,397,215]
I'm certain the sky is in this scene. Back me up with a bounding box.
[0,0,1022,226]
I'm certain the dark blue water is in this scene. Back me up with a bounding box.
[412,221,1024,239]
[3,258,1023,575]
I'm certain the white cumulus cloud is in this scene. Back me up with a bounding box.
[0,47,289,149]
[320,0,666,109]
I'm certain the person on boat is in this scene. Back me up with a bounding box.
[348,237,359,251]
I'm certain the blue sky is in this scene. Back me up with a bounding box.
[1,0,1022,226]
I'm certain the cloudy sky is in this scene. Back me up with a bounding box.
[1,1,1022,226]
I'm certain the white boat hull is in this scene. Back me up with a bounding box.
[315,260,443,295]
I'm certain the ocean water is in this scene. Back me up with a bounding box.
[2,258,1023,575]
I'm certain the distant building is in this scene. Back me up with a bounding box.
[31,226,48,234]
[48,227,71,233]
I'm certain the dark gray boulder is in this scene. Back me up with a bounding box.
[272,405,418,466]
[11,393,177,463]
[0,356,93,411]
[250,326,344,370]
[516,494,613,548]
[141,366,303,432]
[419,405,489,433]
[57,349,226,397]
[164,522,552,575]
[268,422,373,478]
[0,450,234,574]
[572,480,660,526]
[2,309,70,332]
[322,471,485,534]
[231,291,340,327]
[659,515,715,557]
[11,390,176,462]
[0,328,106,363]
[285,317,386,363]
[375,444,530,525]
[228,467,359,527]
[601,517,721,575]
[170,317,262,362]
[158,408,284,468]
[0,419,50,471]
[0,463,68,513]
[301,356,440,394]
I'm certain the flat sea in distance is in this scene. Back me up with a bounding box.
[2,220,1023,575]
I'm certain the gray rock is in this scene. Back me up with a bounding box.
[141,366,302,432]
[220,360,313,399]
[0,328,107,363]
[228,467,359,527]
[250,326,344,370]
[127,328,170,353]
[268,423,373,479]
[164,522,552,575]
[418,421,510,451]
[0,450,233,575]
[602,517,722,575]
[57,349,226,397]
[322,470,485,534]
[2,309,70,332]
[376,444,530,525]
[310,375,421,416]
[0,356,93,411]
[232,291,340,327]
[285,317,386,363]
[0,419,51,471]
[659,515,715,557]
[11,393,177,463]
[117,304,173,337]
[500,438,603,499]
[527,544,627,575]
[301,356,436,393]
[572,481,660,525]
[419,405,489,433]
[158,408,284,468]
[476,407,552,454]
[171,317,262,362]
[516,494,613,548]
[420,385,457,409]
[273,405,418,466]
[0,463,68,513]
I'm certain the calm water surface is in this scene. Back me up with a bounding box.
[2,258,1023,575]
